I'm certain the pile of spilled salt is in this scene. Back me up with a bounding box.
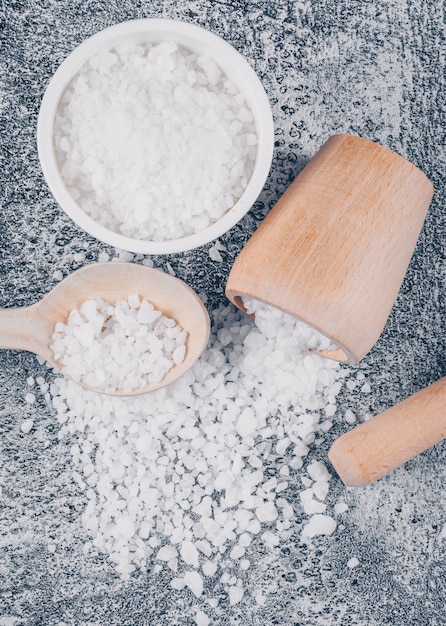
[242,296,337,353]
[50,296,187,393]
[54,41,257,241]
[46,296,351,614]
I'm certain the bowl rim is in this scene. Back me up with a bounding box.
[37,18,274,255]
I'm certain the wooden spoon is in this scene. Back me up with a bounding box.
[0,263,210,396]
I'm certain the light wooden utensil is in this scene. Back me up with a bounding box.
[226,134,434,363]
[0,263,210,396]
[328,377,446,486]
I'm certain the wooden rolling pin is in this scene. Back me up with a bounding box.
[328,377,446,486]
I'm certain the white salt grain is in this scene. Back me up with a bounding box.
[334,502,349,515]
[98,252,110,263]
[228,585,244,605]
[195,610,210,626]
[156,545,178,562]
[202,560,218,577]
[184,571,204,598]
[73,252,86,263]
[307,461,331,483]
[347,557,359,568]
[24,393,36,405]
[209,246,223,263]
[171,578,185,591]
[181,540,200,568]
[52,270,63,281]
[255,502,278,523]
[20,419,34,434]
[344,409,356,424]
[302,514,337,539]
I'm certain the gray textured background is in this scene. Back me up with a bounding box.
[1,1,445,625]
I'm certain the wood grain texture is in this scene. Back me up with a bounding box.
[226,134,434,363]
[328,377,446,487]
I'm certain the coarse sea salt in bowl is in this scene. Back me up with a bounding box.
[37,18,274,254]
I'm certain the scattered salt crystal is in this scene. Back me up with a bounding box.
[240,559,250,570]
[275,437,291,455]
[181,540,200,568]
[184,571,204,597]
[24,393,36,405]
[171,577,185,591]
[229,545,245,560]
[98,252,110,263]
[166,262,176,276]
[73,252,86,263]
[115,250,134,263]
[255,593,266,606]
[202,560,218,577]
[302,499,326,515]
[324,404,337,417]
[255,502,278,523]
[156,545,178,562]
[214,239,227,251]
[167,558,178,572]
[334,502,349,514]
[26,376,34,386]
[20,419,34,434]
[307,461,331,483]
[195,610,210,626]
[347,557,359,568]
[52,270,63,281]
[302,514,337,539]
[312,480,330,502]
[344,408,356,424]
[209,246,223,262]
[228,585,244,605]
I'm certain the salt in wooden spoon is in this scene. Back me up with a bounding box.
[0,263,210,396]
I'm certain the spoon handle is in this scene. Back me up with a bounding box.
[0,305,39,353]
[328,376,446,486]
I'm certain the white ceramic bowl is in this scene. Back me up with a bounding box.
[37,19,274,255]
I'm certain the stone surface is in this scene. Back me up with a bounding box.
[1,1,445,625]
